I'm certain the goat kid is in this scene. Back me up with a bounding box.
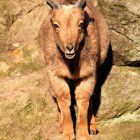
[38,0,110,139]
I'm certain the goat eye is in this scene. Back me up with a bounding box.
[52,23,59,29]
[78,22,84,28]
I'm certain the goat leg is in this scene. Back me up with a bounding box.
[75,77,96,140]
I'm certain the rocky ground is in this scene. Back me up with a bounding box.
[0,0,140,140]
[0,66,139,140]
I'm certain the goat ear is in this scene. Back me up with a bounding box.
[75,0,86,9]
[47,0,61,9]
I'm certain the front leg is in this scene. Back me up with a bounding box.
[48,73,75,140]
[75,77,96,140]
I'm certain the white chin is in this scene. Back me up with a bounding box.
[65,53,75,59]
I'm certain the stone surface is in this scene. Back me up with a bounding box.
[0,0,46,79]
[94,66,140,140]
[8,0,48,45]
[0,70,57,140]
[98,0,140,66]
[0,66,140,140]
[97,66,140,120]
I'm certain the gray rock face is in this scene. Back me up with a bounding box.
[98,0,140,66]
[98,66,140,120]
[90,65,140,140]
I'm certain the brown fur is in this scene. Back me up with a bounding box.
[38,0,110,139]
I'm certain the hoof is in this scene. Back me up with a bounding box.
[90,123,98,135]
[59,126,63,134]
[63,133,75,140]
[77,134,90,140]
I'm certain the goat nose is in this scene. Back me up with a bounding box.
[66,44,74,51]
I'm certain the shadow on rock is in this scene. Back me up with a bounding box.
[88,44,113,133]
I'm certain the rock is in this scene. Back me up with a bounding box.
[0,0,46,78]
[124,0,140,16]
[0,66,139,139]
[8,0,48,45]
[0,70,57,140]
[0,62,10,73]
[97,66,140,120]
[0,43,44,79]
[97,0,140,66]
[92,65,140,140]
[0,17,6,33]
[93,119,140,140]
[0,0,10,52]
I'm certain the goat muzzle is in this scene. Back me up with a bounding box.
[65,44,75,59]
[65,52,75,59]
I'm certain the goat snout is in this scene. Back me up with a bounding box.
[65,44,75,59]
[66,44,74,51]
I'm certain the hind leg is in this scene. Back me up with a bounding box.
[55,99,63,133]
[58,109,63,133]
[90,115,97,135]
[88,99,97,135]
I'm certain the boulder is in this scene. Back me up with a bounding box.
[97,0,140,66]
[8,0,48,45]
[97,66,140,120]
[92,65,140,140]
[0,0,47,78]
[0,70,57,140]
[0,66,139,139]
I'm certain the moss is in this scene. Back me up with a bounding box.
[0,71,9,78]
[13,92,47,132]
[0,88,51,139]
[0,59,43,79]
[109,113,139,124]
[0,49,44,79]
[34,131,42,140]
[10,58,44,75]
[0,125,11,136]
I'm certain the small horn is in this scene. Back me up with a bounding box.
[75,0,86,9]
[47,0,61,9]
